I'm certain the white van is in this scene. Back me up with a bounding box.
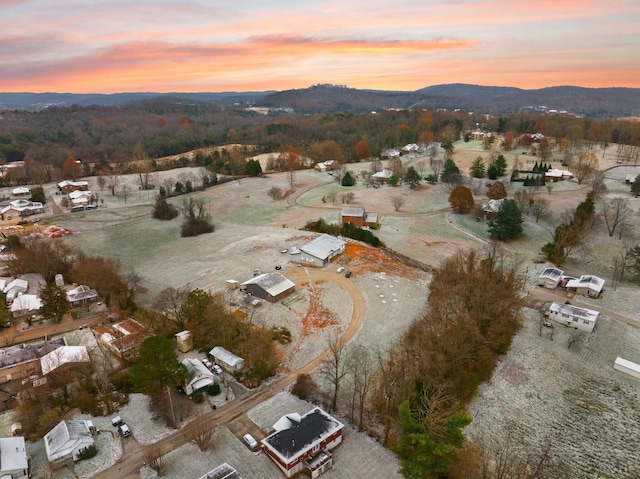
[243,433,258,451]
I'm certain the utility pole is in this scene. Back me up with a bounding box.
[166,386,176,426]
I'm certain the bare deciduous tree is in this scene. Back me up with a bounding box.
[391,195,405,212]
[340,192,355,204]
[319,334,349,412]
[267,186,283,200]
[601,197,632,237]
[187,421,214,452]
[145,445,167,476]
[529,197,550,223]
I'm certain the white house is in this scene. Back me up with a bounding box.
[545,168,573,182]
[538,267,564,289]
[66,284,99,306]
[44,420,95,467]
[545,302,600,332]
[4,278,28,302]
[371,168,393,184]
[262,407,344,479]
[68,190,93,205]
[209,346,244,372]
[10,294,42,317]
[565,275,605,298]
[0,436,29,478]
[182,358,215,395]
[12,187,30,196]
[295,234,346,267]
[1,199,43,222]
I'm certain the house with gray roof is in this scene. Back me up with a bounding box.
[198,463,242,479]
[565,274,605,298]
[262,407,344,478]
[545,302,600,332]
[241,272,295,302]
[295,234,346,267]
[340,207,378,228]
[44,419,95,468]
[538,267,564,289]
[66,284,99,307]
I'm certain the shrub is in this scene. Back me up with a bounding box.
[152,198,179,220]
[77,445,98,461]
[206,383,221,396]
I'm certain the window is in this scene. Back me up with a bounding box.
[312,443,320,453]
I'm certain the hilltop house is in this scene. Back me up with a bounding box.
[44,420,95,468]
[262,407,344,479]
[340,206,378,228]
[0,436,29,478]
[57,180,89,193]
[294,234,346,267]
[1,199,44,224]
[545,302,600,332]
[182,358,215,395]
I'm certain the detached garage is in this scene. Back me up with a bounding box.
[209,346,245,372]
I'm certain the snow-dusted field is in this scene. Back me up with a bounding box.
[465,309,640,479]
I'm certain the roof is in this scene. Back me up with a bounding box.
[565,275,605,293]
[484,198,504,213]
[341,206,365,217]
[241,273,295,297]
[68,190,92,199]
[300,234,346,261]
[12,187,30,195]
[209,346,243,368]
[539,267,564,281]
[40,346,90,375]
[549,302,599,323]
[198,463,242,479]
[3,279,28,294]
[372,169,393,179]
[263,407,343,463]
[66,285,98,303]
[113,318,146,335]
[58,180,89,188]
[615,357,640,374]
[364,212,378,223]
[10,294,42,312]
[545,168,573,178]
[44,420,94,462]
[1,200,43,214]
[0,436,28,472]
[183,358,214,384]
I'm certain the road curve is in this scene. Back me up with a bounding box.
[93,267,365,479]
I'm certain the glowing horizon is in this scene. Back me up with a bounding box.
[2,0,639,94]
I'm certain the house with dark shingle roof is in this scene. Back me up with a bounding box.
[262,407,343,478]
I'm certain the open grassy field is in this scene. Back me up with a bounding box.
[7,139,640,478]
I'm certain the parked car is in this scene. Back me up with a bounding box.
[336,266,345,274]
[275,265,282,270]
[243,433,258,451]
[345,271,352,278]
[118,423,131,437]
[202,358,212,369]
[212,364,223,375]
[111,416,123,427]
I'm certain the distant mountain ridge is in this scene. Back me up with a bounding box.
[1,84,639,118]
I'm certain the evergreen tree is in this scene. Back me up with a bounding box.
[245,159,262,177]
[492,154,508,176]
[388,173,399,187]
[487,164,498,180]
[441,159,460,184]
[341,171,355,186]
[469,157,486,178]
[131,336,188,395]
[404,166,421,189]
[39,284,69,323]
[631,176,640,197]
[488,199,523,240]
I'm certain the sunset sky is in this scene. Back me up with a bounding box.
[2,0,639,93]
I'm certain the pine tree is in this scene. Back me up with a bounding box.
[488,199,523,240]
[469,157,486,178]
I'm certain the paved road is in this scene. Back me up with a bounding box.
[93,267,365,479]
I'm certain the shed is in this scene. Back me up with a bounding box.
[226,279,239,290]
[209,346,244,372]
[613,357,640,380]
[12,187,30,196]
[175,330,193,353]
[545,302,599,332]
[538,267,564,289]
[182,358,215,395]
[44,420,95,467]
[241,273,295,302]
[296,234,346,267]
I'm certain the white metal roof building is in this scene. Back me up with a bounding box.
[296,234,346,267]
[241,272,295,302]
[44,420,95,466]
[209,346,245,372]
[40,346,90,375]
[565,274,605,298]
[182,358,215,395]
[538,267,564,289]
[546,302,600,332]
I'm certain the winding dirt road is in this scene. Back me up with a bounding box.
[93,267,365,479]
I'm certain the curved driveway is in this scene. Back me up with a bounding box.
[94,267,365,479]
